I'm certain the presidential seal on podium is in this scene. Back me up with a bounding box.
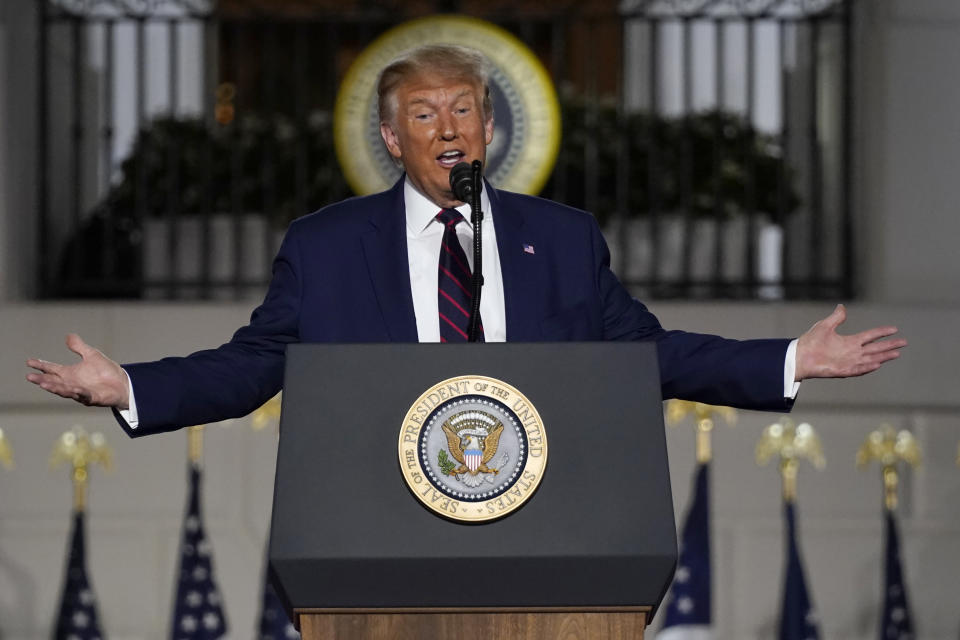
[334,15,561,198]
[398,375,548,522]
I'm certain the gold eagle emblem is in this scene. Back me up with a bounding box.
[441,412,504,476]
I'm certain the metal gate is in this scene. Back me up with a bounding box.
[38,0,852,301]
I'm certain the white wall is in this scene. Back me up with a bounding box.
[2,1,960,639]
[1,301,958,640]
[0,304,274,640]
[859,0,960,303]
[650,303,960,639]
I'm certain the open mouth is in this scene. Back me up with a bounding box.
[437,150,465,168]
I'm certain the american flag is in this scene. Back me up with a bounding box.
[257,559,300,640]
[879,510,914,640]
[778,502,821,640]
[657,463,712,640]
[522,243,535,255]
[54,510,105,640]
[170,464,227,640]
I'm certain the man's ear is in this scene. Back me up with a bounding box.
[484,116,494,146]
[380,123,402,160]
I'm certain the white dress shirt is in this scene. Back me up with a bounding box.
[120,177,798,428]
[404,178,506,343]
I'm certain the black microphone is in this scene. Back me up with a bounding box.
[449,161,473,202]
[448,160,484,341]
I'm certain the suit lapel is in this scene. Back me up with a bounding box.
[489,186,544,341]
[360,179,419,342]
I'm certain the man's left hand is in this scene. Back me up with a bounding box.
[795,304,907,380]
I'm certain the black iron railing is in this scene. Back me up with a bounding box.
[38,0,852,300]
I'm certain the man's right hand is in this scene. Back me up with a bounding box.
[26,334,130,409]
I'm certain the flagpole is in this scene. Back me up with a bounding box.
[251,393,282,433]
[49,426,110,640]
[658,402,734,639]
[757,418,825,640]
[856,425,920,511]
[188,424,205,466]
[250,393,301,639]
[172,422,229,638]
[756,419,825,503]
[50,427,112,512]
[0,428,14,470]
[666,400,736,464]
[857,426,920,640]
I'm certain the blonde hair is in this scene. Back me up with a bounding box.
[377,44,494,125]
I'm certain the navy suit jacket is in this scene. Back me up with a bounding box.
[119,178,793,437]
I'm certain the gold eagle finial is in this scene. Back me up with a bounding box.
[756,418,825,502]
[251,393,282,432]
[856,425,920,511]
[666,400,736,463]
[50,426,112,511]
[0,428,13,470]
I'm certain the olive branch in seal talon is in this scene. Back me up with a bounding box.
[437,449,456,476]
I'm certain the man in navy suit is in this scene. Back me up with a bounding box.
[27,45,906,435]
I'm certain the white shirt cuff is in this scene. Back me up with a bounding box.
[116,368,139,429]
[784,339,801,399]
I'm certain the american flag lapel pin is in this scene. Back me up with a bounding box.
[522,243,536,255]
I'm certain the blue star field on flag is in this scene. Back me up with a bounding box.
[658,463,712,640]
[779,502,821,640]
[880,510,914,640]
[257,553,299,640]
[170,464,227,640]
[54,510,105,640]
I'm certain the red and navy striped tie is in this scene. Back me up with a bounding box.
[436,208,484,342]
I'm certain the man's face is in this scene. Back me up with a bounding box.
[380,72,494,209]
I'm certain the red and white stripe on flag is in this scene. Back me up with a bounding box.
[465,450,482,473]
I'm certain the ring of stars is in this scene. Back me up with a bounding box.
[418,395,527,502]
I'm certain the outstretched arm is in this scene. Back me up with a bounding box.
[25,334,129,409]
[795,304,906,380]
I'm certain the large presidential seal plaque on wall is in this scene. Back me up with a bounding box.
[398,376,548,523]
[334,15,561,197]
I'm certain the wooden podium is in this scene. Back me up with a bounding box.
[296,608,649,639]
[269,343,676,640]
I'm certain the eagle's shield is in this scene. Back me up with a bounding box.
[464,449,482,473]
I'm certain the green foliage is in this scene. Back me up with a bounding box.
[551,100,801,226]
[437,449,456,476]
[99,101,799,231]
[101,113,350,228]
